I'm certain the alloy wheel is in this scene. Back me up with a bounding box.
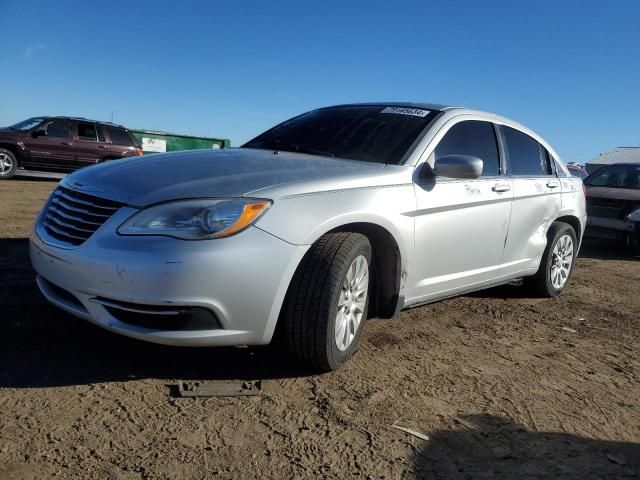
[550,234,574,290]
[0,153,13,174]
[335,254,369,351]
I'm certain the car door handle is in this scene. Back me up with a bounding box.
[492,183,511,193]
[97,145,107,149]
[546,180,560,188]
[60,141,73,146]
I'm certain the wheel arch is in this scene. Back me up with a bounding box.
[327,222,403,319]
[269,221,404,353]
[281,221,403,322]
[553,215,582,244]
[0,143,22,166]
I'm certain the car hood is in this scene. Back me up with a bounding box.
[0,128,18,137]
[585,186,640,202]
[62,148,386,206]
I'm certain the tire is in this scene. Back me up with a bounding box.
[525,222,577,297]
[625,231,640,255]
[0,148,17,180]
[281,232,372,371]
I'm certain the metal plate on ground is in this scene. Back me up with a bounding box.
[178,380,262,397]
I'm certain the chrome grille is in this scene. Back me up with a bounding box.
[42,186,123,246]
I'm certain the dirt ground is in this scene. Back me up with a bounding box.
[0,179,638,479]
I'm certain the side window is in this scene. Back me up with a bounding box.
[77,122,98,142]
[97,126,106,142]
[502,126,552,176]
[434,121,500,176]
[105,127,135,146]
[543,149,556,176]
[542,148,554,175]
[552,156,568,177]
[43,119,70,139]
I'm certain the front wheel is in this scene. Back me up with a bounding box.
[281,232,372,371]
[525,222,577,297]
[0,148,17,180]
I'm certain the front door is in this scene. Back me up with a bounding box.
[407,119,513,304]
[23,118,74,169]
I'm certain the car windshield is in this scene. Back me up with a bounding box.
[243,105,439,164]
[585,165,640,189]
[9,117,46,131]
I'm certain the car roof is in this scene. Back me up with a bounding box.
[39,115,128,129]
[295,102,566,167]
[327,102,452,111]
[322,103,533,130]
[590,163,640,168]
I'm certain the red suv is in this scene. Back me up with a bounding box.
[0,116,142,179]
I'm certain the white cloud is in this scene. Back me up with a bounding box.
[24,43,46,59]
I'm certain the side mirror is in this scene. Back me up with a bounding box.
[433,154,483,179]
[32,129,47,138]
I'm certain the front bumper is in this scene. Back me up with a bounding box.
[30,206,308,346]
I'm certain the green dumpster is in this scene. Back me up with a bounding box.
[130,129,230,154]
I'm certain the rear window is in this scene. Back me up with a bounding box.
[243,105,439,164]
[502,126,552,176]
[585,165,640,189]
[106,127,135,146]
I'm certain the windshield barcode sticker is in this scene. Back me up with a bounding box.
[381,107,430,117]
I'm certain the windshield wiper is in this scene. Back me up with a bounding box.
[280,144,335,158]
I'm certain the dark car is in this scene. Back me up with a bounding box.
[0,116,142,179]
[584,163,640,249]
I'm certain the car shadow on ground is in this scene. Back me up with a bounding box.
[465,281,535,300]
[411,414,639,479]
[0,238,314,388]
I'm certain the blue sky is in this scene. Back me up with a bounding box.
[1,0,639,162]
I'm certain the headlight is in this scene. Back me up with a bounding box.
[627,208,640,222]
[118,198,272,240]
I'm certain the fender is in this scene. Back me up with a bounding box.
[256,184,415,274]
[255,184,417,335]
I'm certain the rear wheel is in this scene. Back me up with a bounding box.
[525,222,577,297]
[0,148,17,179]
[281,232,372,371]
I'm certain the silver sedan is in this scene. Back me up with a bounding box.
[30,103,586,370]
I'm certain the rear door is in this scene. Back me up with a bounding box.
[498,125,562,277]
[408,119,514,302]
[23,118,74,169]
[74,121,110,166]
